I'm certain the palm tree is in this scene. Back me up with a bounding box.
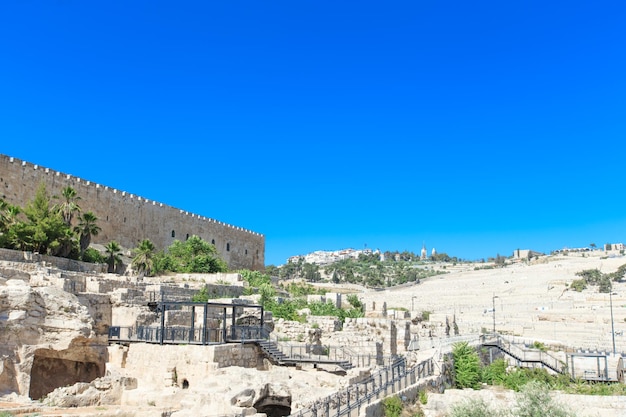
[0,200,20,233]
[132,239,156,277]
[54,186,81,226]
[74,211,101,256]
[105,241,123,273]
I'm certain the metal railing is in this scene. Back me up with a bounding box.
[481,334,564,373]
[108,325,269,345]
[265,335,395,368]
[288,356,434,417]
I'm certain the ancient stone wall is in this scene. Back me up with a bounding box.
[0,154,265,270]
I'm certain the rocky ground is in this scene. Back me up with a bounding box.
[2,251,626,416]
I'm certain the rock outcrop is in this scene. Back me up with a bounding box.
[0,273,109,400]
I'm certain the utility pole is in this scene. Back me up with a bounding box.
[610,291,617,355]
[492,295,499,334]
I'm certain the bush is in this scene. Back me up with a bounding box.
[570,279,586,292]
[513,381,575,417]
[81,247,106,263]
[418,389,428,405]
[452,342,482,389]
[449,397,503,417]
[481,358,507,385]
[449,381,575,417]
[382,395,403,417]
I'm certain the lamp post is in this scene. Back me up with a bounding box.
[610,292,617,355]
[492,295,499,335]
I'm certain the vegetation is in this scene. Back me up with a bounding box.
[449,381,576,417]
[452,342,482,389]
[153,235,227,275]
[279,281,326,296]
[104,241,123,273]
[574,265,626,293]
[131,239,157,277]
[236,269,364,322]
[450,342,626,400]
[382,395,403,417]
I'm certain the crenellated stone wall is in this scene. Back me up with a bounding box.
[0,154,265,270]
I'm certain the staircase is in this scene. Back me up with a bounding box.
[257,340,290,364]
[481,335,564,375]
[255,340,354,371]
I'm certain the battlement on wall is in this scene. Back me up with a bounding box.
[0,154,265,270]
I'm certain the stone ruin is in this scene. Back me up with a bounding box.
[0,251,455,416]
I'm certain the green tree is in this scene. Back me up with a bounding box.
[105,241,123,273]
[132,239,156,277]
[302,262,321,282]
[452,342,482,389]
[74,211,101,257]
[20,183,75,256]
[53,186,81,226]
[160,235,227,273]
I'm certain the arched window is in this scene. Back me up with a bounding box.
[171,230,175,238]
[211,239,215,245]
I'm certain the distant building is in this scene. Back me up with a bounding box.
[431,247,437,257]
[513,249,544,260]
[421,244,427,260]
[605,243,625,252]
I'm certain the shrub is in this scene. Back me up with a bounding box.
[449,397,503,417]
[481,358,507,385]
[382,395,403,417]
[418,389,428,405]
[570,279,586,292]
[452,342,482,389]
[513,381,576,417]
[82,247,105,263]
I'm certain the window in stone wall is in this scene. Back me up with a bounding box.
[171,230,175,238]
[124,217,126,223]
[227,243,230,251]
[245,249,248,255]
[186,234,189,240]
[212,239,215,245]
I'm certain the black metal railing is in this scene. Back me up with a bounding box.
[288,356,434,417]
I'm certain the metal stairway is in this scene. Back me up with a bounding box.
[255,340,354,371]
[481,335,564,375]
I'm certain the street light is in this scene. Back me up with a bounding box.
[610,292,617,355]
[492,295,499,334]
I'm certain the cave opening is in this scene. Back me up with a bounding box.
[254,404,292,417]
[29,354,103,400]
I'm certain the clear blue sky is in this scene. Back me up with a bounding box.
[2,1,625,266]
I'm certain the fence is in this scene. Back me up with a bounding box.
[269,338,395,368]
[288,357,434,417]
[109,325,217,344]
